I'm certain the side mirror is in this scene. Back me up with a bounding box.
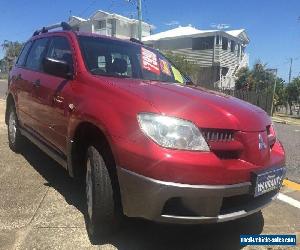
[43,57,73,79]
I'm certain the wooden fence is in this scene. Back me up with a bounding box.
[215,88,273,115]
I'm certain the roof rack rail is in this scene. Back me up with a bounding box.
[32,22,73,36]
[130,38,144,45]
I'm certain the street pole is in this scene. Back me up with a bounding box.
[267,68,277,116]
[287,58,293,115]
[271,73,277,116]
[137,0,142,41]
[288,58,293,84]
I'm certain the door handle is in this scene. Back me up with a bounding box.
[53,95,64,104]
[32,79,41,88]
[16,74,22,81]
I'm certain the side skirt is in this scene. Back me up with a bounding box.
[20,127,68,169]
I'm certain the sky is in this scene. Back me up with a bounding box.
[0,0,299,81]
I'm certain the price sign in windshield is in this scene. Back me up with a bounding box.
[141,47,160,75]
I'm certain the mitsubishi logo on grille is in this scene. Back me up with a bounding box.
[258,133,267,150]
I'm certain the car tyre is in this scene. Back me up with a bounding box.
[7,105,23,152]
[85,145,121,243]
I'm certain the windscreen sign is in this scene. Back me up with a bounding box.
[141,47,160,75]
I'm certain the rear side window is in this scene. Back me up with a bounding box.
[47,36,73,72]
[111,52,133,77]
[16,42,32,67]
[25,38,49,71]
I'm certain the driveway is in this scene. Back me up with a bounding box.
[0,83,299,249]
[0,79,7,100]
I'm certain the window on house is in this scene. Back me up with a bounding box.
[221,67,229,76]
[107,19,113,28]
[222,37,228,50]
[97,20,106,29]
[230,41,236,53]
[216,35,221,45]
[192,36,214,50]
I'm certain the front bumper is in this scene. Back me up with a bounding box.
[117,167,279,224]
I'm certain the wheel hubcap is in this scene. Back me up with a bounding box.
[86,159,93,220]
[8,111,17,144]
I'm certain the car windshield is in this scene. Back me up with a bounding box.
[78,35,189,84]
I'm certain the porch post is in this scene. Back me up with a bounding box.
[105,18,108,36]
[213,35,217,63]
[219,34,223,88]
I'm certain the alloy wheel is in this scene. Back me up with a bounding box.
[8,111,17,144]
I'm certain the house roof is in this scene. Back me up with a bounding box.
[69,16,88,26]
[226,29,244,37]
[69,10,152,29]
[142,26,204,42]
[226,29,249,43]
[142,26,249,44]
[90,10,151,26]
[71,16,87,22]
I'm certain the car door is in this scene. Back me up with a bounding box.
[10,41,32,127]
[30,35,75,154]
[19,37,50,132]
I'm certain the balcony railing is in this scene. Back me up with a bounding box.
[94,28,112,36]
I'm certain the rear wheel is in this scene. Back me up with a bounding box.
[7,106,23,152]
[85,145,120,242]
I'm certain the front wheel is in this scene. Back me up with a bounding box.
[7,106,24,152]
[85,145,120,242]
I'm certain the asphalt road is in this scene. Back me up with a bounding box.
[275,123,300,183]
[0,80,299,249]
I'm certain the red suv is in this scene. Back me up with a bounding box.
[6,23,285,239]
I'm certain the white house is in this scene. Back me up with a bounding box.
[143,26,250,89]
[69,10,152,40]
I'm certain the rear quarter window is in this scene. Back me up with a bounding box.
[16,42,32,67]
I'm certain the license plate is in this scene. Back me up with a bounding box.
[252,167,285,197]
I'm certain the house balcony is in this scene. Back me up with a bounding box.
[94,28,112,36]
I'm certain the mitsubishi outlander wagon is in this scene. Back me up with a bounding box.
[6,22,286,239]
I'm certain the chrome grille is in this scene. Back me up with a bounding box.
[201,129,234,142]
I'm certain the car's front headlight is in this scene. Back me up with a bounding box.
[137,113,210,151]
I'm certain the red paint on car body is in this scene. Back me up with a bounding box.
[8,31,285,186]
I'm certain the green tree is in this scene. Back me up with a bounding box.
[235,62,290,114]
[286,77,300,115]
[274,78,287,111]
[1,40,24,73]
[235,62,276,91]
[235,67,251,90]
[162,50,198,82]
